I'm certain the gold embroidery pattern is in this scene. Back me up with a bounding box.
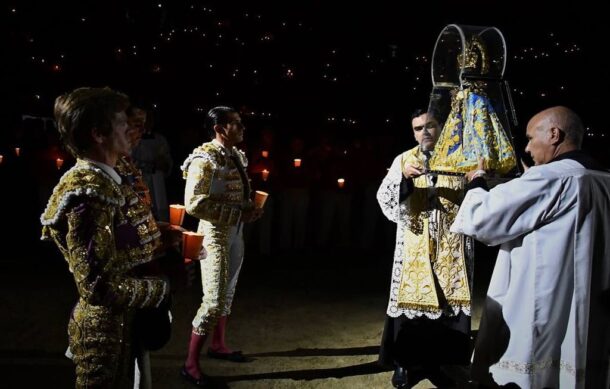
[393,147,471,315]
[398,218,440,311]
[433,175,471,307]
[183,142,250,226]
[192,222,231,335]
[429,87,517,174]
[40,161,168,387]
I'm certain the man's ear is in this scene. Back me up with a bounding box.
[549,127,565,145]
[91,127,105,144]
[213,124,225,136]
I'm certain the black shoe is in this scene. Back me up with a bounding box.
[391,366,409,388]
[180,366,226,388]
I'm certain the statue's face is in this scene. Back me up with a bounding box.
[412,113,440,152]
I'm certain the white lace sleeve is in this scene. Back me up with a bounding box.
[377,155,404,224]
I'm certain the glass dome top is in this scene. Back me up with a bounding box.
[431,24,507,88]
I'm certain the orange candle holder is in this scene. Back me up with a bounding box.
[56,158,64,170]
[293,158,302,167]
[254,191,269,209]
[337,178,345,189]
[261,169,270,181]
[169,204,186,226]
[14,147,20,157]
[182,231,204,261]
[261,150,269,158]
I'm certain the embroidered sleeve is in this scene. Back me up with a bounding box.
[65,200,168,308]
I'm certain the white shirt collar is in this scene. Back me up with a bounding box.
[83,158,122,185]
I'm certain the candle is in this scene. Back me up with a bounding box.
[56,158,64,170]
[169,204,186,226]
[293,158,302,167]
[254,191,269,209]
[0,155,3,164]
[261,169,269,181]
[14,147,20,157]
[337,178,345,189]
[261,150,269,158]
[182,231,205,261]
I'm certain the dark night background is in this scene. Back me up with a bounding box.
[2,0,609,247]
[0,1,609,387]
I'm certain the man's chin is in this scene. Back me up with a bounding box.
[421,142,435,152]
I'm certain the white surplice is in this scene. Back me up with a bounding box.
[451,158,610,388]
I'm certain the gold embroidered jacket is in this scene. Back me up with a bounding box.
[181,141,252,226]
[40,159,168,387]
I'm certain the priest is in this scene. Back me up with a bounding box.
[452,106,610,388]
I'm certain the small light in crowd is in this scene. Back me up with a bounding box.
[34,95,40,100]
[294,159,302,168]
[15,147,20,157]
[157,3,162,8]
[52,64,61,72]
[261,169,270,181]
[261,150,269,158]
[337,178,345,189]
[0,155,3,164]
[56,158,64,170]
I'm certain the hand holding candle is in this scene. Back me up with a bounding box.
[56,158,64,170]
[337,178,345,189]
[261,169,269,181]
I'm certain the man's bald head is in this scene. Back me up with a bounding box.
[530,106,584,148]
[525,106,583,165]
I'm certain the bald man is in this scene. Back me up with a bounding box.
[452,107,610,388]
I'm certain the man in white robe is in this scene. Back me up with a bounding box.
[452,106,610,389]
